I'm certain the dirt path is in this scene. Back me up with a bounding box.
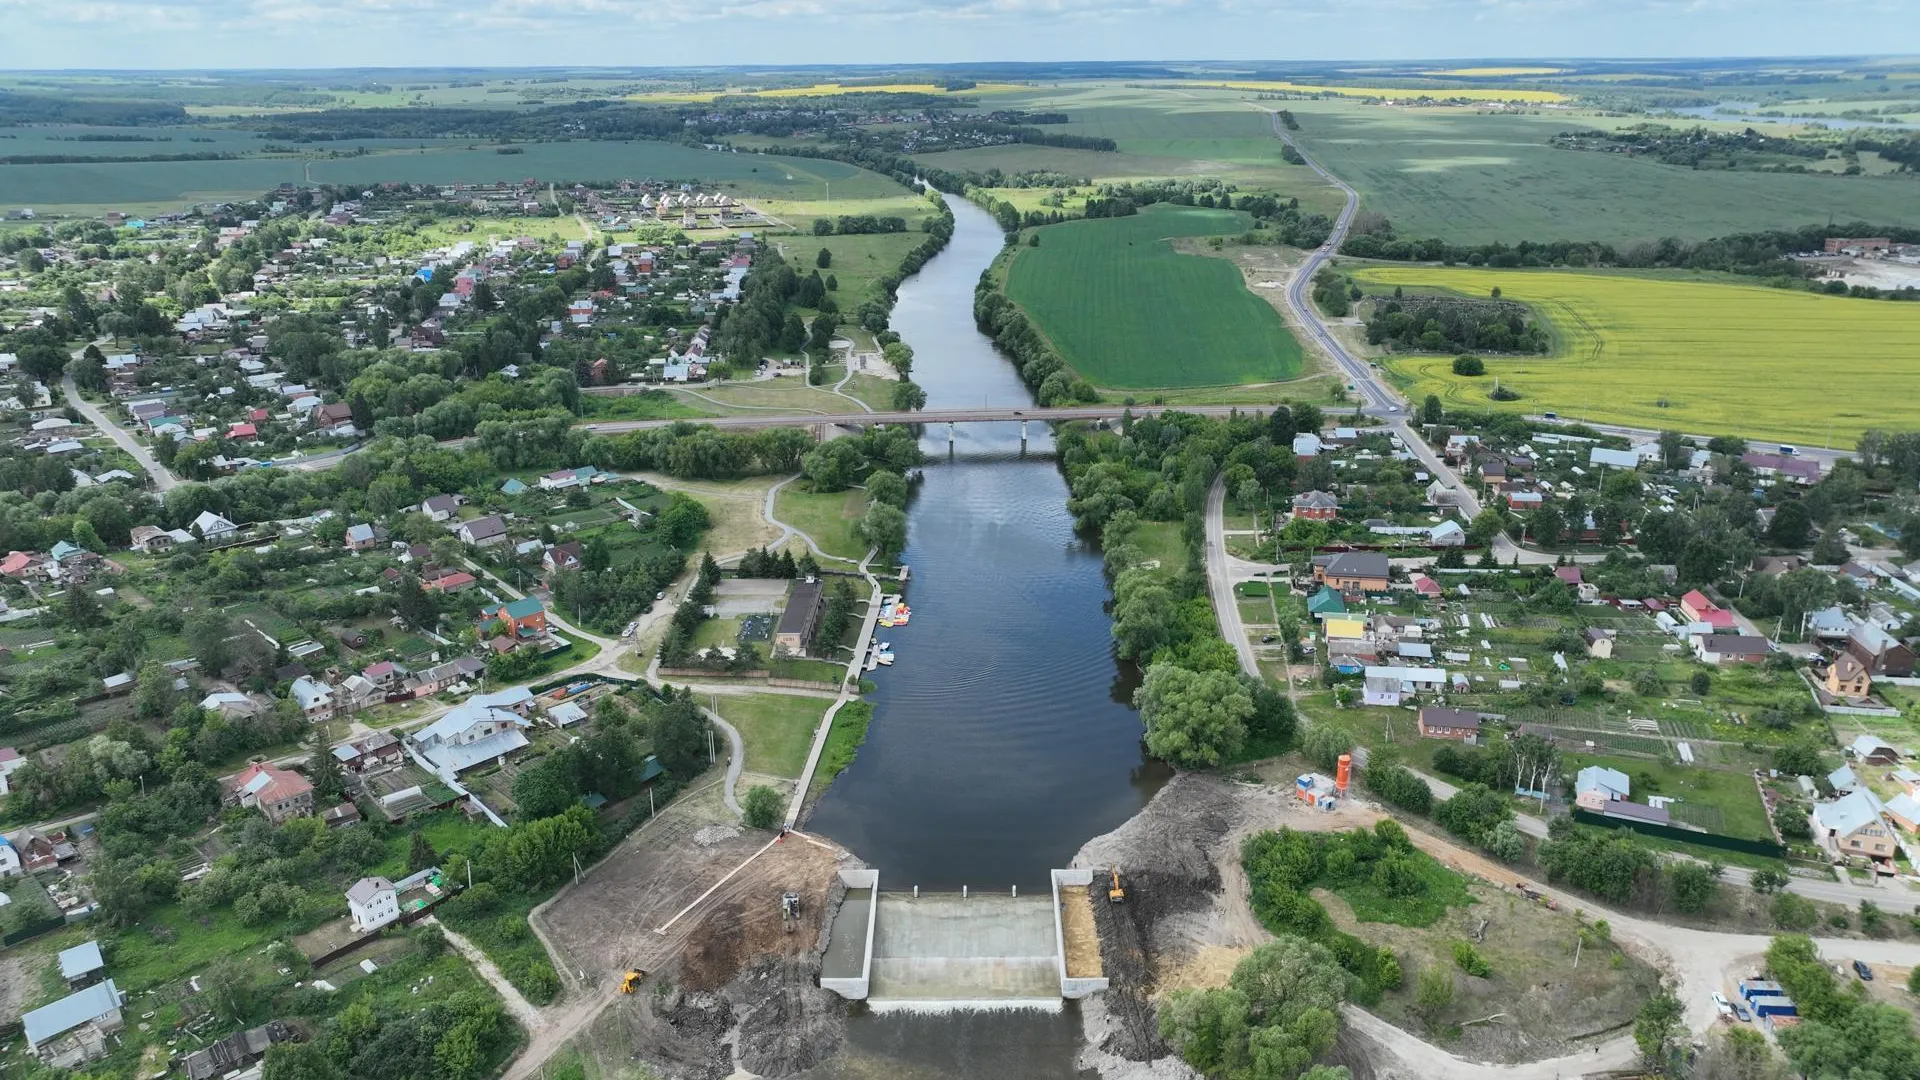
[429,917,546,1034]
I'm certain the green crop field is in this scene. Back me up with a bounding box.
[0,139,899,214]
[1005,203,1303,388]
[1354,265,1920,445]
[1283,98,1920,244]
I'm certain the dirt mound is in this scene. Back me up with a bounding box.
[1075,773,1239,888]
[728,956,846,1075]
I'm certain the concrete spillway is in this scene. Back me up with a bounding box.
[866,892,1060,1012]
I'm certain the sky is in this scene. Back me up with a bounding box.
[2,0,1918,71]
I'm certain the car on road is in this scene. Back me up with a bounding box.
[622,621,637,638]
[1733,1003,1751,1022]
[656,591,666,601]
[1260,635,1276,643]
[1854,959,1874,981]
[1711,992,1734,1019]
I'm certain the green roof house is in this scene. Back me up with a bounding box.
[1308,585,1347,616]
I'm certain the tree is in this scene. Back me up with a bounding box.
[816,247,832,269]
[1487,820,1525,864]
[1768,500,1812,548]
[1452,355,1485,376]
[202,957,257,1023]
[859,500,909,559]
[1634,990,1685,1071]
[1658,429,1688,471]
[1749,867,1789,894]
[1135,663,1253,767]
[133,660,175,719]
[408,831,438,873]
[743,784,782,829]
[1412,966,1454,1030]
[263,1040,345,1080]
[308,728,347,805]
[1769,892,1818,930]
[890,379,927,412]
[1667,860,1722,914]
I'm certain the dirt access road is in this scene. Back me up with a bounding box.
[1078,773,1920,1080]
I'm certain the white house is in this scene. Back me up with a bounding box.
[0,835,21,877]
[0,746,26,797]
[198,692,259,720]
[1428,520,1466,547]
[347,876,400,932]
[1361,666,1447,707]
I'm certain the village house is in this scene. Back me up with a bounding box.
[543,541,584,574]
[344,523,384,551]
[1812,789,1896,866]
[1826,653,1873,700]
[1694,634,1771,665]
[411,690,535,776]
[406,656,486,696]
[226,762,315,824]
[1885,793,1920,835]
[332,731,404,774]
[0,746,25,797]
[457,515,508,548]
[1416,707,1484,741]
[22,980,126,1061]
[1847,733,1901,765]
[182,1021,296,1080]
[1679,589,1737,630]
[1289,491,1338,522]
[191,511,239,542]
[1741,451,1821,485]
[1313,552,1391,594]
[290,675,335,720]
[347,875,401,931]
[1361,666,1446,707]
[480,596,548,640]
[423,569,478,594]
[14,829,76,873]
[0,835,21,877]
[421,493,463,522]
[1574,765,1630,811]
[198,692,260,720]
[1845,622,1915,677]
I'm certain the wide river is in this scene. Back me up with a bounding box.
[804,194,1169,1077]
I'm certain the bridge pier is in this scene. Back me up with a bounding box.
[947,421,956,447]
[1019,420,1028,450]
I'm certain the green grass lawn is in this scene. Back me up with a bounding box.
[810,699,873,797]
[1559,749,1772,841]
[1006,204,1303,388]
[774,483,870,562]
[1328,849,1476,928]
[783,229,926,314]
[716,692,828,778]
[582,390,715,422]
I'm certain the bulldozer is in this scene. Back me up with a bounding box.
[1107,868,1125,904]
[782,891,802,933]
[618,969,645,994]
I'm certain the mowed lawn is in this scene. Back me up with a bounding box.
[1355,265,1920,446]
[1006,204,1304,388]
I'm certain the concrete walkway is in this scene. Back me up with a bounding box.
[784,545,884,827]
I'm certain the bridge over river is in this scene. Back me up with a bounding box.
[576,401,1249,434]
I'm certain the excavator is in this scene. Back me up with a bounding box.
[619,969,645,993]
[1108,868,1125,904]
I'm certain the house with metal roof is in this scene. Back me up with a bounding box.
[22,979,125,1054]
[1813,788,1895,864]
[411,694,533,777]
[57,941,105,988]
[1574,766,1630,810]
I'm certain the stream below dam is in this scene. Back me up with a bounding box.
[803,194,1170,1076]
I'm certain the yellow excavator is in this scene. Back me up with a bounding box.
[619,969,645,993]
[1108,868,1125,904]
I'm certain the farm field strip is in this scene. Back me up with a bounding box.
[1353,265,1920,446]
[1005,204,1304,388]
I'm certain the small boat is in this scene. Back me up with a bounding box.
[876,642,892,651]
[874,652,895,666]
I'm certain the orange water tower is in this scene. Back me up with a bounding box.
[1336,754,1352,793]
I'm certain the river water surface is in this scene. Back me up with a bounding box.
[803,195,1168,1076]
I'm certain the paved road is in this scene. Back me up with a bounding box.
[61,372,179,490]
[1206,476,1261,680]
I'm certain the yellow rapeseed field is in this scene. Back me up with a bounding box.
[1189,80,1568,103]
[1353,266,1920,446]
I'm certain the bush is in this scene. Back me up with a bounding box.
[1452,355,1485,376]
[1770,892,1818,930]
[1452,940,1490,977]
[415,924,448,959]
[742,785,782,830]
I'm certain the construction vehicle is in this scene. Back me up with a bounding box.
[1108,868,1125,904]
[781,891,802,933]
[618,969,645,993]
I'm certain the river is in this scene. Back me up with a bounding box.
[802,194,1169,1077]
[1664,101,1920,132]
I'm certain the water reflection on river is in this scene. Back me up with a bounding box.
[801,195,1168,1077]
